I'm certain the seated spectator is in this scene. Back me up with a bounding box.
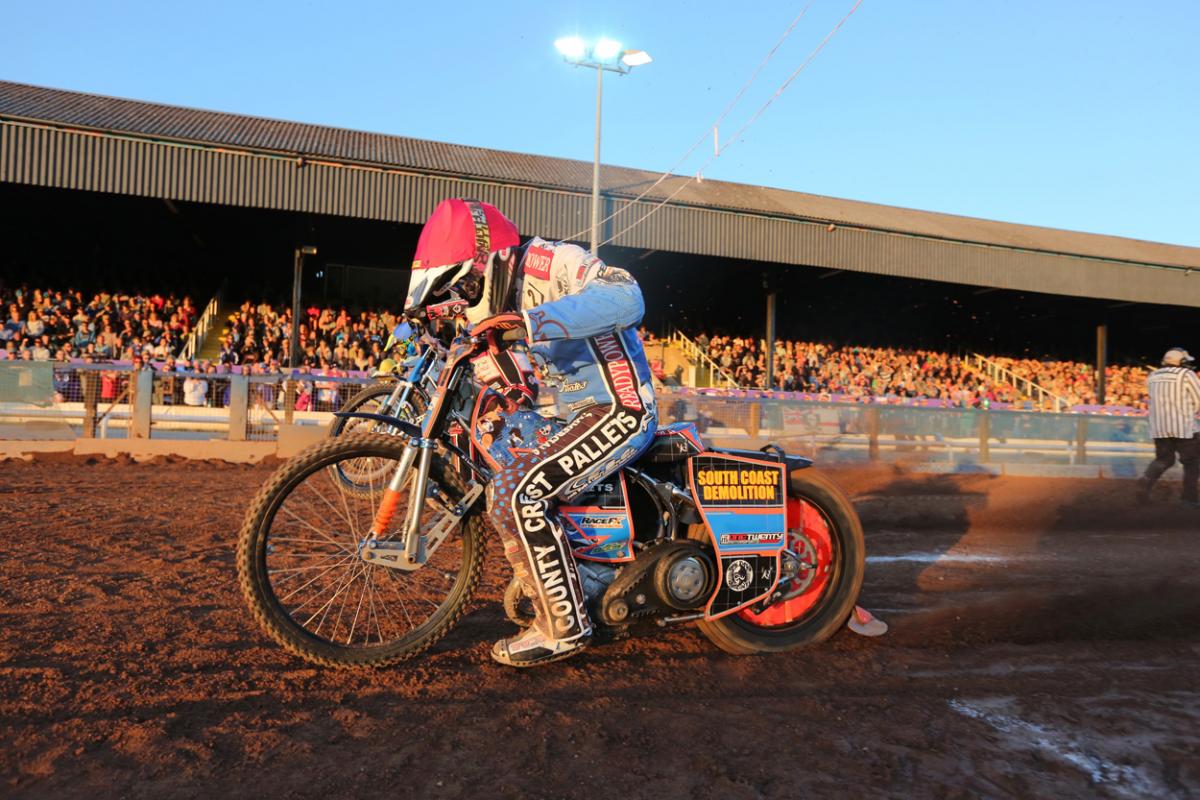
[1,306,24,342]
[30,335,52,361]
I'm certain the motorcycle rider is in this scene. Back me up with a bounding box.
[404,198,657,667]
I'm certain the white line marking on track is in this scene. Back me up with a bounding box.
[867,552,1029,565]
[948,699,1160,798]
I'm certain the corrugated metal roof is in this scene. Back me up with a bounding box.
[3,79,1197,270]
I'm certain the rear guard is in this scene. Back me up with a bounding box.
[688,453,788,619]
[561,472,636,563]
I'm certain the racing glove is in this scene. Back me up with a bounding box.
[470,313,528,342]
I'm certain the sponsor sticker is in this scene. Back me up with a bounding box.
[719,533,784,546]
[594,333,642,411]
[725,559,753,592]
[524,246,554,281]
[552,411,640,477]
[695,465,781,504]
[575,515,622,529]
[468,202,491,267]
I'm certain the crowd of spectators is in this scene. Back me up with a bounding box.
[0,283,402,376]
[690,332,1150,410]
[990,357,1149,410]
[1,283,199,363]
[0,281,1159,413]
[214,300,399,374]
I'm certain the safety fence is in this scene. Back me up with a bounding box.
[0,362,373,442]
[662,392,1156,471]
[0,362,1166,472]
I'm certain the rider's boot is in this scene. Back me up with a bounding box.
[491,625,591,668]
[492,519,592,668]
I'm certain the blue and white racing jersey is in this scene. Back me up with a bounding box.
[515,238,657,429]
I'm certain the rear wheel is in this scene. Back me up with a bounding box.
[328,382,427,493]
[696,468,864,655]
[328,380,426,437]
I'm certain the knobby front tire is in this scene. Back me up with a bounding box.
[236,432,487,668]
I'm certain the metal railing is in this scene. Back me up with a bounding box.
[0,363,1170,475]
[966,352,1068,412]
[669,329,741,389]
[659,390,1164,471]
[179,278,227,360]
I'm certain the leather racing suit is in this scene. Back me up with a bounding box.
[481,237,657,652]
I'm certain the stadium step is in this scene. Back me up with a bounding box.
[964,352,1067,411]
[666,330,740,388]
[195,300,239,361]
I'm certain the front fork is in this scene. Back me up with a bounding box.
[359,437,485,572]
[365,437,435,566]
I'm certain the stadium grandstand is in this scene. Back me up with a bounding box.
[2,79,1199,414]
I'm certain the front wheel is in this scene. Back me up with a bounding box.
[237,432,486,668]
[696,468,864,655]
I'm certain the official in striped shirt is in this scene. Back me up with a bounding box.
[1137,347,1200,507]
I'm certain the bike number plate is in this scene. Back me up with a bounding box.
[689,453,787,619]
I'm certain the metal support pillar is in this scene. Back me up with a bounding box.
[747,402,761,439]
[228,374,248,441]
[1096,324,1108,406]
[867,406,881,461]
[291,246,316,370]
[284,379,296,425]
[81,371,99,438]
[978,409,990,462]
[765,291,777,390]
[130,368,153,439]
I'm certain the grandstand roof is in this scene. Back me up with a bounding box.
[2,79,1196,270]
[3,79,1200,308]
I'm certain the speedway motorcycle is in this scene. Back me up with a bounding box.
[237,324,865,667]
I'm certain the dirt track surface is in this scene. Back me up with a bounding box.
[1,456,1198,799]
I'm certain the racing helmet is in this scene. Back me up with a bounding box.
[405,199,521,326]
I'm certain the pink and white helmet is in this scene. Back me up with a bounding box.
[405,199,521,325]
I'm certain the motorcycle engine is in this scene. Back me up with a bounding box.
[598,541,716,625]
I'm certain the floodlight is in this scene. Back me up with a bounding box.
[554,36,587,60]
[621,49,652,67]
[593,38,622,60]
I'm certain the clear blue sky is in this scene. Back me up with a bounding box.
[5,0,1198,246]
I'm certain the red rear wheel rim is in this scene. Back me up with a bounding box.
[737,496,836,627]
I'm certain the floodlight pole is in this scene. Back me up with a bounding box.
[591,65,603,255]
[559,49,642,256]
